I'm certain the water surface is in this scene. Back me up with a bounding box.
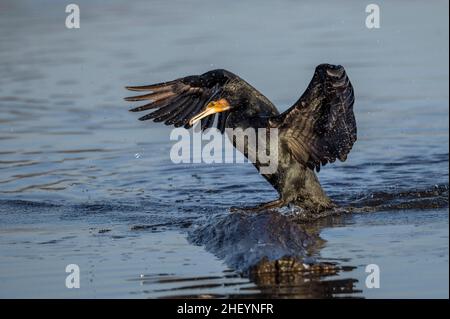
[0,0,448,298]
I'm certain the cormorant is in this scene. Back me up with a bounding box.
[125,64,356,213]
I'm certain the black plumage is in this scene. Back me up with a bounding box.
[125,64,356,212]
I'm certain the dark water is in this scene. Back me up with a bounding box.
[0,0,448,298]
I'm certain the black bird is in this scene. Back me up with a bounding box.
[125,64,356,213]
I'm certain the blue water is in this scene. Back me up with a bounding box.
[0,0,448,298]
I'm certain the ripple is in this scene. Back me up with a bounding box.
[0,0,448,299]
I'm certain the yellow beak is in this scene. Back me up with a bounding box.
[189,99,231,126]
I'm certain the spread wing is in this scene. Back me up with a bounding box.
[125,69,238,133]
[272,64,356,172]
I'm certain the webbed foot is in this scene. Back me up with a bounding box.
[230,199,285,213]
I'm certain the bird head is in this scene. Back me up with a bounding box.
[188,98,231,126]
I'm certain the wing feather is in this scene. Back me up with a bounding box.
[273,64,357,172]
[126,69,237,131]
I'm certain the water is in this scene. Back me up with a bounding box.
[0,0,448,298]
